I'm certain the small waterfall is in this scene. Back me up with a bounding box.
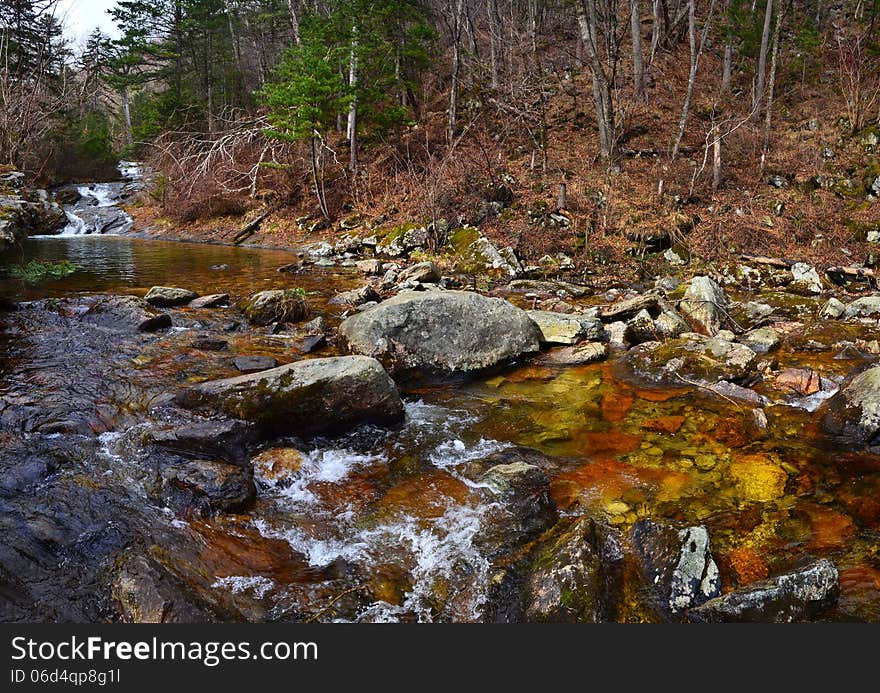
[53,162,144,237]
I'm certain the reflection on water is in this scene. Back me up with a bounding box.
[0,236,355,303]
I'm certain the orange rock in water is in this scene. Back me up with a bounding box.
[776,367,821,396]
[377,469,475,520]
[801,503,857,550]
[722,546,770,588]
[573,429,642,457]
[601,391,634,422]
[641,415,686,435]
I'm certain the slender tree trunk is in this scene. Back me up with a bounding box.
[649,0,662,64]
[721,0,732,92]
[755,0,774,113]
[120,86,133,147]
[448,0,465,144]
[712,122,722,190]
[347,24,358,173]
[287,0,301,45]
[761,0,784,172]
[631,0,645,99]
[672,0,716,161]
[487,0,500,89]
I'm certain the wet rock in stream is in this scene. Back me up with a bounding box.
[83,295,172,332]
[239,289,309,326]
[630,520,721,618]
[615,334,758,388]
[158,458,256,516]
[174,356,405,438]
[688,559,839,622]
[145,286,199,308]
[149,419,257,465]
[824,365,880,447]
[678,276,730,336]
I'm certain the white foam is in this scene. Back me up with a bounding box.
[211,575,275,599]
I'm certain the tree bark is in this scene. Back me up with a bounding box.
[347,24,358,172]
[631,0,645,99]
[755,0,774,113]
[721,0,732,92]
[761,0,784,172]
[671,0,716,162]
[448,0,465,144]
[576,0,616,160]
[487,0,500,89]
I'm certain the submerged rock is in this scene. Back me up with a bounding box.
[615,334,758,387]
[174,356,404,437]
[526,310,602,346]
[478,462,557,551]
[83,295,171,332]
[145,286,199,307]
[679,276,730,336]
[238,289,309,326]
[630,520,721,618]
[339,290,541,376]
[688,559,839,622]
[824,366,880,446]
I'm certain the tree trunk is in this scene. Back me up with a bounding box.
[755,0,774,113]
[761,0,784,172]
[448,0,465,144]
[347,24,358,173]
[712,123,722,190]
[721,0,732,92]
[487,0,500,89]
[576,0,616,160]
[120,86,133,147]
[287,0,301,45]
[649,0,662,64]
[631,0,645,99]
[671,0,716,162]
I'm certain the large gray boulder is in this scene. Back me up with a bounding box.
[679,276,730,336]
[688,560,839,622]
[824,366,880,446]
[841,295,880,320]
[339,290,541,375]
[174,356,404,437]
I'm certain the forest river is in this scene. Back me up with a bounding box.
[0,180,878,623]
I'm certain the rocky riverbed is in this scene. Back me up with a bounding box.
[2,232,880,622]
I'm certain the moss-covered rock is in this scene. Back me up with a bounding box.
[238,289,309,326]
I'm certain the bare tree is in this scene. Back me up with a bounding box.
[754,0,773,113]
[631,0,645,99]
[575,0,619,161]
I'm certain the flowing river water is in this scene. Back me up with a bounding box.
[1,185,879,622]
